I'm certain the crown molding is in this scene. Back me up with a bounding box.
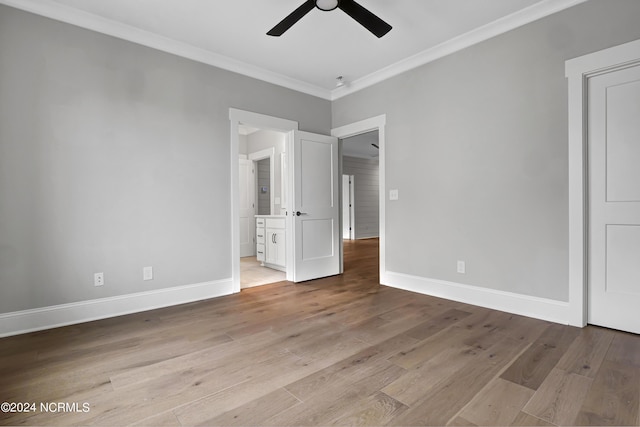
[2,0,587,102]
[330,0,589,100]
[0,0,333,100]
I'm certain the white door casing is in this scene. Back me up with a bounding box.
[290,131,340,282]
[229,108,299,293]
[566,38,640,329]
[332,115,386,282]
[587,64,640,334]
[239,158,256,257]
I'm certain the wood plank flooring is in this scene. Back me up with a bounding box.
[1,238,639,426]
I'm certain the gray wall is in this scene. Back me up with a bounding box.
[332,0,640,302]
[342,156,379,239]
[0,5,330,313]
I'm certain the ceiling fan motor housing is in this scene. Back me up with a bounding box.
[316,0,339,11]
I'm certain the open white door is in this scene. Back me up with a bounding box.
[290,131,340,282]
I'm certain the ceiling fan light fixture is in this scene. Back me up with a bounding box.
[315,0,339,11]
[267,0,391,38]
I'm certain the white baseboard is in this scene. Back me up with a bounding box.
[0,278,234,338]
[382,271,571,325]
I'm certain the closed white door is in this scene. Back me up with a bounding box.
[588,63,640,334]
[239,158,255,257]
[291,131,340,282]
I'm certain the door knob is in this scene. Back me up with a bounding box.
[296,211,307,216]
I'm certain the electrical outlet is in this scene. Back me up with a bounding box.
[94,272,104,287]
[143,266,153,281]
[457,261,466,274]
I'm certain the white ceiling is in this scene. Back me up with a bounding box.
[2,0,586,99]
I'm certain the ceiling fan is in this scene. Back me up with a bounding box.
[267,0,392,38]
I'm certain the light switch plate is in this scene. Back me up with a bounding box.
[389,189,399,200]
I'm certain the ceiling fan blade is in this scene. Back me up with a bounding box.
[338,0,392,38]
[267,0,316,36]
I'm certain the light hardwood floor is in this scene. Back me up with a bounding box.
[1,238,639,426]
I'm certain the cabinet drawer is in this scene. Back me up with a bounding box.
[256,244,265,262]
[256,231,265,244]
[256,217,265,227]
[265,218,285,229]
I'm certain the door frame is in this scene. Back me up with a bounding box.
[332,115,386,279]
[229,108,298,293]
[566,38,640,327]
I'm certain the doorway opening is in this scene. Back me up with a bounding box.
[340,130,380,242]
[238,124,288,289]
[229,107,298,294]
[332,115,386,278]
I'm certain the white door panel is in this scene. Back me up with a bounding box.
[606,79,640,202]
[588,64,640,334]
[292,131,339,282]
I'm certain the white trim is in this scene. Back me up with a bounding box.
[565,38,640,328]
[330,0,588,100]
[230,109,299,133]
[0,279,233,338]
[384,271,570,325]
[229,109,299,292]
[332,115,386,282]
[0,0,330,100]
[1,0,585,101]
[248,148,275,165]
